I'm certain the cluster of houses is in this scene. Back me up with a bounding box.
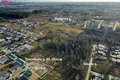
[0,27,25,45]
[85,20,97,28]
[101,22,115,29]
[94,44,120,64]
[0,53,32,80]
[0,26,37,80]
[3,43,34,54]
[110,46,120,64]
[90,71,120,80]
[10,20,39,28]
[16,70,32,80]
[0,27,35,54]
[0,23,47,80]
[94,44,107,61]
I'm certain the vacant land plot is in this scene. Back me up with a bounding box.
[28,61,53,79]
[86,20,101,29]
[26,14,55,22]
[5,21,83,34]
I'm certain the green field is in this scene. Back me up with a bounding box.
[0,33,4,39]
[116,23,120,29]
[86,20,100,29]
[5,22,83,34]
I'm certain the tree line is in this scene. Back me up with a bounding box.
[0,10,31,19]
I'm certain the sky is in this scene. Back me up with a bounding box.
[17,0,120,2]
[1,0,120,2]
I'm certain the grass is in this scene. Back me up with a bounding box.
[40,22,83,34]
[50,26,83,34]
[96,21,101,26]
[92,21,100,28]
[20,51,43,58]
[87,20,100,29]
[24,22,83,34]
[6,23,21,31]
[116,23,120,29]
[0,33,4,39]
[4,22,83,34]
[20,48,61,80]
[0,22,8,25]
[43,74,60,80]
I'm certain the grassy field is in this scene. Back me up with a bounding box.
[0,22,8,25]
[42,71,61,80]
[5,22,83,34]
[116,23,120,29]
[0,33,4,39]
[20,48,62,80]
[87,20,100,29]
[34,22,83,34]
[95,21,101,27]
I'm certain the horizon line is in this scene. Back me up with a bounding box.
[1,1,120,3]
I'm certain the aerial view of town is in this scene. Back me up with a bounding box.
[1,0,120,80]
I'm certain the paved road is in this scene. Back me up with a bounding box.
[98,20,104,29]
[113,21,118,30]
[84,21,87,28]
[109,75,112,80]
[85,45,96,80]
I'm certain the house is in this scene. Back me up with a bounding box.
[0,39,5,42]
[8,54,17,60]
[95,44,107,56]
[8,54,27,68]
[0,52,5,57]
[0,56,8,64]
[90,71,103,80]
[98,44,106,49]
[111,58,120,63]
[17,70,32,80]
[97,51,106,56]
[2,48,12,54]
[0,71,11,80]
[16,58,26,67]
[23,44,34,50]
[91,71,120,80]
[108,23,114,28]
[111,51,120,58]
[95,56,107,61]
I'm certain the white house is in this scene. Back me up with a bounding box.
[0,56,8,64]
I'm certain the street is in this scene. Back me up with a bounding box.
[85,45,96,80]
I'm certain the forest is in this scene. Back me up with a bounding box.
[0,10,31,19]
